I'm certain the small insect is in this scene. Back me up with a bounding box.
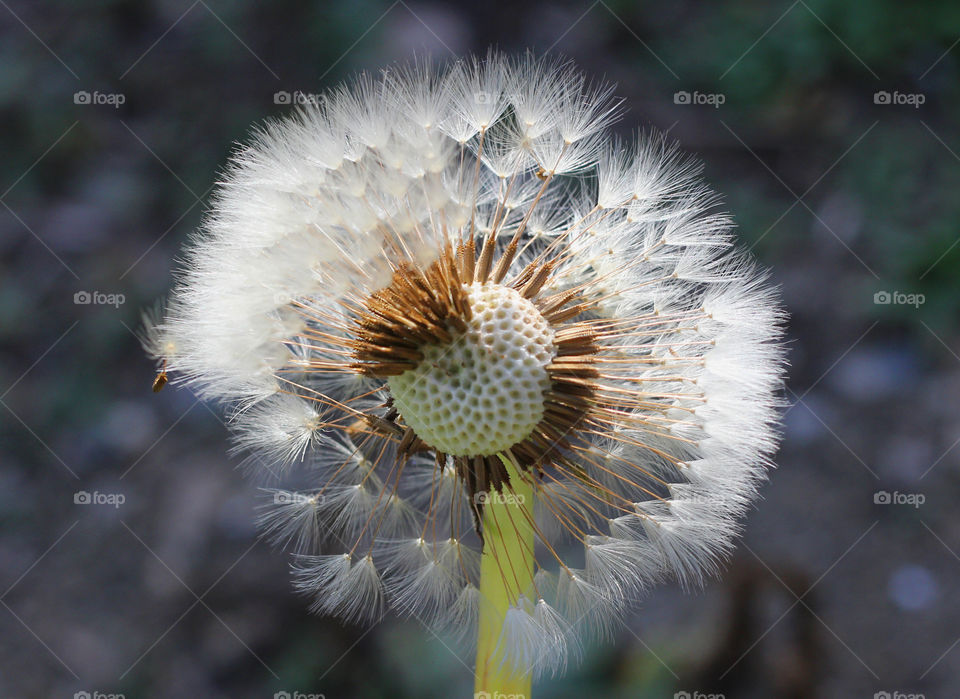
[152,360,168,393]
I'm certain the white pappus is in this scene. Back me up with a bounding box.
[144,51,786,679]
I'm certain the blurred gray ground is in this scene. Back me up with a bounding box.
[1,1,959,697]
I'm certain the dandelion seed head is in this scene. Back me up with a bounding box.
[145,51,787,677]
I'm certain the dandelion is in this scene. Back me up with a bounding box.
[145,52,785,695]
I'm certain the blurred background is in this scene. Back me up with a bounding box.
[1,1,958,697]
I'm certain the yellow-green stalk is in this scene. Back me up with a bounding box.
[474,452,535,697]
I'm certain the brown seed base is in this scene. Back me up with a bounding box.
[349,232,602,538]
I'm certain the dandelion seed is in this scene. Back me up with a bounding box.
[145,51,786,691]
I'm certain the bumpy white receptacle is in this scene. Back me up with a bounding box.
[387,283,556,456]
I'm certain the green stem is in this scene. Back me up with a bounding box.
[474,452,535,698]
